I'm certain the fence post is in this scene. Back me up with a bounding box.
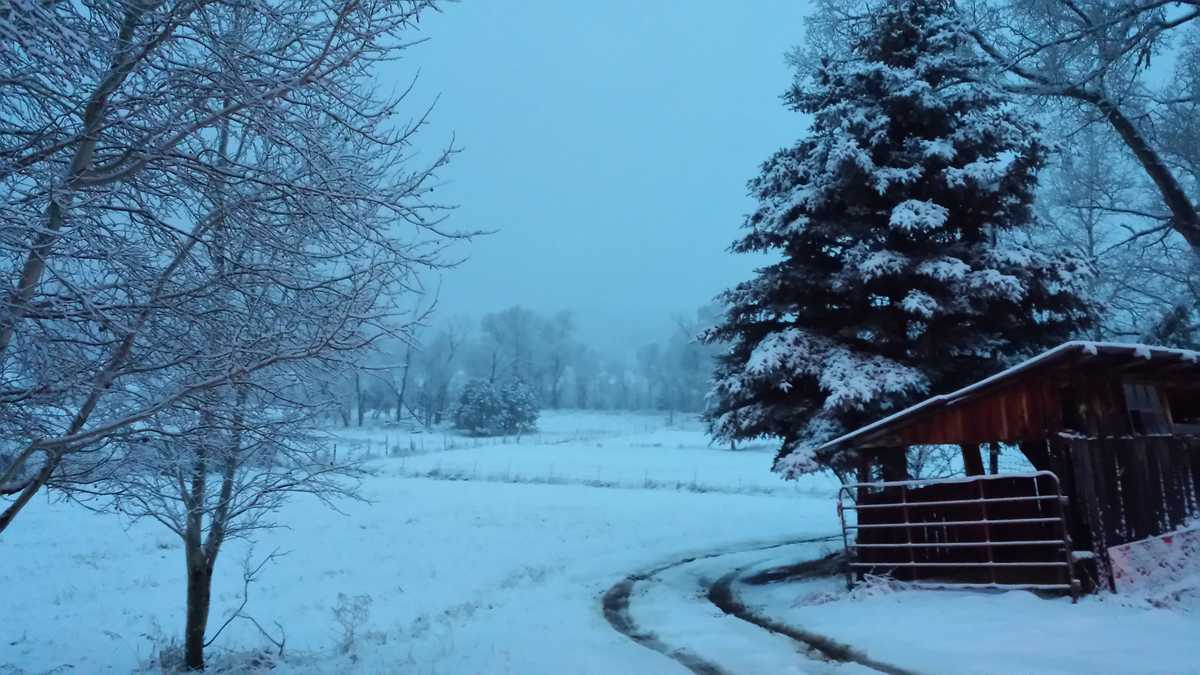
[979,479,996,585]
[837,487,854,590]
[901,484,914,579]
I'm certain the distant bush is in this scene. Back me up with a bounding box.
[453,378,538,436]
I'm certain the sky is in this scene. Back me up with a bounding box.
[391,1,814,352]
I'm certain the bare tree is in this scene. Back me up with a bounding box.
[539,311,576,409]
[961,0,1200,253]
[2,2,470,670]
[480,306,538,384]
[376,296,440,424]
[1037,121,1196,337]
[0,0,460,536]
[413,318,466,427]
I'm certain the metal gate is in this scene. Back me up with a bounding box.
[837,471,1079,599]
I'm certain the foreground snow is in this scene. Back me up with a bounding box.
[5,411,1198,674]
[621,540,875,675]
[734,558,1200,675]
[2,411,839,674]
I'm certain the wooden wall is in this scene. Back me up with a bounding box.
[873,377,1065,447]
[1055,436,1200,560]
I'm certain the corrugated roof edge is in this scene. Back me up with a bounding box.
[811,340,1200,455]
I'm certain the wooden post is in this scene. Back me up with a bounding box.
[856,450,872,503]
[880,447,908,482]
[961,443,985,476]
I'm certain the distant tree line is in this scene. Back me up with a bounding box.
[319,304,724,428]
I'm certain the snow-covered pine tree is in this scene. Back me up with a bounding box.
[453,377,539,436]
[499,378,540,434]
[703,0,1093,478]
[454,379,505,435]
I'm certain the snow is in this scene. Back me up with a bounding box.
[916,257,970,282]
[1,411,840,674]
[742,329,928,414]
[855,249,908,280]
[901,290,938,318]
[943,150,1019,191]
[4,410,1197,674]
[627,540,873,675]
[966,268,1026,301]
[735,566,1200,675]
[920,137,956,161]
[889,199,949,231]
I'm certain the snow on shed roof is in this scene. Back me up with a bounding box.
[814,341,1200,454]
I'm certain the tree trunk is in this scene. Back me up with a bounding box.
[396,342,415,423]
[1089,95,1200,253]
[354,372,365,427]
[184,552,213,670]
[183,437,212,671]
[1018,440,1051,472]
[434,381,449,425]
[549,356,561,408]
[879,448,908,482]
[961,443,985,476]
[856,451,872,503]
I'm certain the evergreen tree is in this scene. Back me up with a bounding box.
[703,0,1093,477]
[499,378,540,434]
[453,377,539,436]
[454,379,504,436]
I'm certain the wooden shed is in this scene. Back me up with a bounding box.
[827,341,1200,593]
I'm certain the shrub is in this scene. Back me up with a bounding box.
[453,378,538,435]
[498,378,538,434]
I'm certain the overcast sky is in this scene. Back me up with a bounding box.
[393,1,813,351]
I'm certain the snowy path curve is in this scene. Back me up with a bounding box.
[707,559,917,675]
[602,535,872,675]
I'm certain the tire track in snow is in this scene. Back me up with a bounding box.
[601,536,840,675]
[707,559,918,675]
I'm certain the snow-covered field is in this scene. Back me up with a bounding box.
[383,411,835,498]
[4,410,1199,674]
[2,411,838,674]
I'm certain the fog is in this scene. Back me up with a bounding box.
[395,1,813,352]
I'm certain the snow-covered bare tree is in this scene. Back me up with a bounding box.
[1037,121,1198,342]
[479,306,539,384]
[1,1,467,669]
[0,0,456,533]
[412,317,467,427]
[961,0,1200,254]
[704,0,1093,479]
[539,311,576,409]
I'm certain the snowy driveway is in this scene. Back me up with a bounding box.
[603,537,880,675]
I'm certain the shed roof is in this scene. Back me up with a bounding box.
[815,341,1200,454]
